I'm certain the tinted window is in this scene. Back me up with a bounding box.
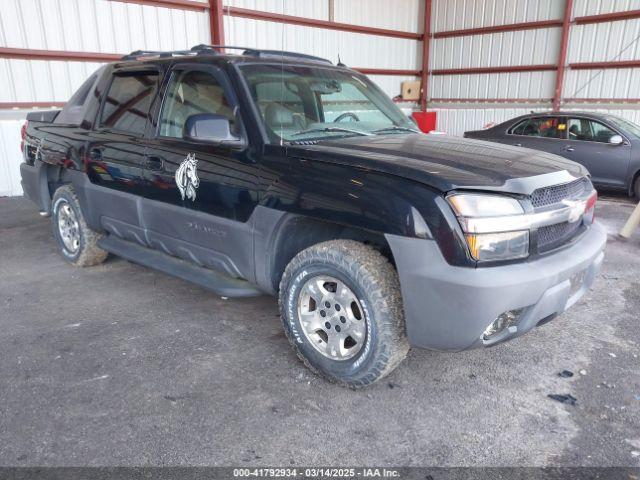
[70,74,97,107]
[511,117,566,139]
[55,66,107,125]
[568,118,618,143]
[100,72,158,136]
[159,70,235,138]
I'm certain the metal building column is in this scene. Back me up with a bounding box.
[553,0,573,111]
[420,0,432,111]
[209,0,225,45]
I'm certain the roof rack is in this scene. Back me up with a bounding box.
[244,48,333,64]
[120,49,198,60]
[193,44,333,64]
[121,45,333,65]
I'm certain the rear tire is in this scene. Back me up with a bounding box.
[51,185,108,267]
[279,240,409,388]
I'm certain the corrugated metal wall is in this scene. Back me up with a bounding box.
[224,0,422,104]
[0,0,210,104]
[430,0,562,102]
[566,0,640,101]
[223,18,420,72]
[429,0,562,134]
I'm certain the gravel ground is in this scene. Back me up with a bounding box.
[0,195,638,467]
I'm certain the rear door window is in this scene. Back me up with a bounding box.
[510,117,566,139]
[568,118,618,143]
[100,72,159,136]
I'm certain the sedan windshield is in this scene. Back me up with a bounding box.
[239,64,419,142]
[603,114,640,139]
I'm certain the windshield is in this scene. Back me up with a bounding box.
[603,114,640,139]
[239,64,419,142]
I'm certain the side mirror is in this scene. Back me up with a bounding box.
[609,134,624,145]
[183,114,244,147]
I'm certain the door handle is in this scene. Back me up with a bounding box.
[145,156,164,171]
[563,146,575,152]
[513,143,522,147]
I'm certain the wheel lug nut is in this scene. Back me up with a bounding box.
[335,325,341,333]
[325,322,331,329]
[335,304,341,311]
[320,310,326,317]
[340,316,346,323]
[325,301,331,308]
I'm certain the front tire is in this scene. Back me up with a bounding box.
[633,175,640,199]
[51,185,108,267]
[279,240,409,388]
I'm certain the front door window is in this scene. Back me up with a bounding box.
[159,70,236,138]
[568,118,618,143]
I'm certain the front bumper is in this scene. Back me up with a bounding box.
[386,222,607,351]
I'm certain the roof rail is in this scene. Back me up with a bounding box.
[191,44,333,64]
[121,45,333,65]
[121,49,198,60]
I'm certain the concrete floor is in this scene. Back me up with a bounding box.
[0,195,638,467]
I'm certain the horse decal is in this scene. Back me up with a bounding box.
[175,153,200,202]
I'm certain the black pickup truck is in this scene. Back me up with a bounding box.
[20,45,606,387]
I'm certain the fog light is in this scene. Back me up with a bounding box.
[482,309,523,340]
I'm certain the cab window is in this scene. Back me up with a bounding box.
[568,118,618,143]
[100,72,158,136]
[159,70,235,138]
[510,116,566,139]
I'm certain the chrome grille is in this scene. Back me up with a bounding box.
[531,177,591,209]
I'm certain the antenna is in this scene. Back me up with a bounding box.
[337,54,346,67]
[279,0,285,146]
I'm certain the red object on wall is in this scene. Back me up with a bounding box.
[412,111,437,133]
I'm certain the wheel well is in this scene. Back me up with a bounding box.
[269,216,395,292]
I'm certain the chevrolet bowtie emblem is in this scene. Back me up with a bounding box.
[561,199,586,223]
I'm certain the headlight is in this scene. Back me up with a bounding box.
[448,194,524,217]
[447,193,529,262]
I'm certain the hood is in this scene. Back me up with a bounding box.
[287,134,588,194]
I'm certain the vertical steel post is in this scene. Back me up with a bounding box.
[420,0,432,111]
[209,0,225,45]
[553,0,573,111]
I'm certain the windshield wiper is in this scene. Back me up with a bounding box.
[372,126,420,134]
[291,127,373,137]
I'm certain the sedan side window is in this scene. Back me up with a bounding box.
[159,70,235,138]
[568,118,617,143]
[510,117,566,139]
